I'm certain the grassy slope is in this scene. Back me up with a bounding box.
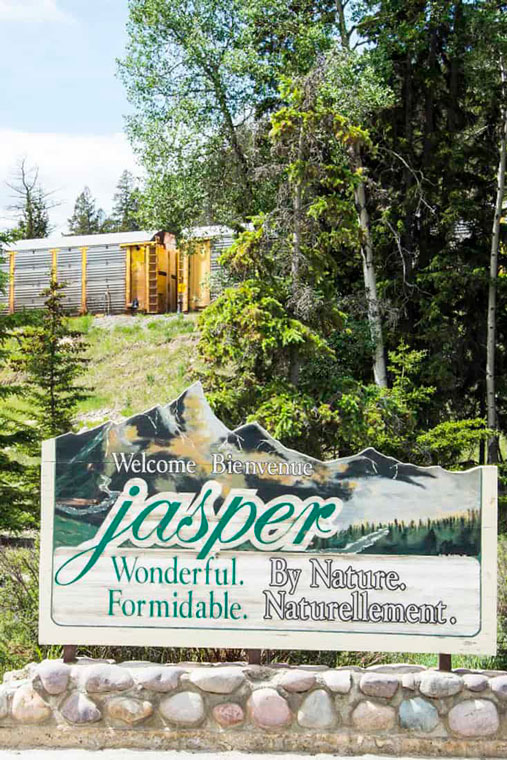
[1,314,199,430]
[74,314,199,427]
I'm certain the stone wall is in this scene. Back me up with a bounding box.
[2,659,507,755]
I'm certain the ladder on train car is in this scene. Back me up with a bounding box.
[146,243,159,314]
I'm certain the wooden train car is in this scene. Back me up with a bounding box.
[2,226,234,315]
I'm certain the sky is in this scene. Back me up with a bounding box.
[0,0,139,232]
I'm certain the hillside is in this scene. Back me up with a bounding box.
[74,314,199,427]
[2,313,199,431]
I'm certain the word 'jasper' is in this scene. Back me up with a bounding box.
[55,478,343,586]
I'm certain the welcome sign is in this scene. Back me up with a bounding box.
[40,383,497,653]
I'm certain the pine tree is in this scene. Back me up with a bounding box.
[68,187,104,235]
[112,171,141,232]
[15,277,90,439]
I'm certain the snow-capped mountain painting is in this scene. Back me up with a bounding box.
[53,382,482,557]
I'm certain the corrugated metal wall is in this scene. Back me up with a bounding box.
[14,248,53,310]
[210,234,234,299]
[58,247,82,312]
[86,245,126,314]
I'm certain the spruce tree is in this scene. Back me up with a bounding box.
[15,277,89,440]
[0,239,37,530]
[112,171,141,231]
[68,187,104,235]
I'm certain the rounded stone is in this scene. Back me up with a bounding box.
[351,700,395,732]
[278,670,316,693]
[37,661,70,696]
[212,702,245,727]
[189,667,245,694]
[463,674,489,693]
[297,689,336,729]
[448,699,499,737]
[85,664,134,693]
[0,689,9,720]
[12,685,51,724]
[248,688,292,730]
[135,666,184,693]
[419,672,462,698]
[61,692,101,724]
[490,675,507,699]
[399,697,440,733]
[159,691,205,726]
[106,697,153,725]
[402,673,422,691]
[360,673,399,699]
[320,670,352,694]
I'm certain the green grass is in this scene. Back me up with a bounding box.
[0,314,199,429]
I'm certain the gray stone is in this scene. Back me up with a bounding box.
[359,673,399,698]
[61,693,101,725]
[399,697,440,733]
[448,699,499,737]
[37,661,70,695]
[351,700,395,731]
[106,697,153,725]
[419,672,462,698]
[0,689,9,720]
[248,688,292,729]
[135,666,184,692]
[85,664,133,693]
[297,689,336,729]
[159,691,205,726]
[278,670,316,693]
[463,673,489,693]
[490,675,507,699]
[320,670,352,694]
[401,673,420,691]
[12,685,51,724]
[189,666,245,694]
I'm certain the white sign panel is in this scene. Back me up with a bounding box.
[40,383,497,654]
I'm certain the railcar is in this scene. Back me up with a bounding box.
[2,226,233,315]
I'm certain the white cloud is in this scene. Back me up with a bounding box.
[0,0,74,23]
[0,130,140,233]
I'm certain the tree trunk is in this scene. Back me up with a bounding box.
[486,56,507,464]
[289,125,305,387]
[351,145,389,388]
[336,0,388,388]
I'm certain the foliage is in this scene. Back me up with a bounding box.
[68,186,105,235]
[13,278,90,440]
[111,170,141,232]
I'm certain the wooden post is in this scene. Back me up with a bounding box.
[8,251,15,315]
[247,649,261,665]
[80,247,87,314]
[63,645,77,664]
[439,653,452,671]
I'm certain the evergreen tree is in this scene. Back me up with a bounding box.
[15,277,90,439]
[112,171,141,232]
[0,239,37,530]
[68,187,104,235]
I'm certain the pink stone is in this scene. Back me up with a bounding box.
[351,700,395,731]
[212,702,245,727]
[448,699,499,737]
[248,688,292,729]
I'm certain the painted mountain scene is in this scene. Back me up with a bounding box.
[53,383,482,558]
